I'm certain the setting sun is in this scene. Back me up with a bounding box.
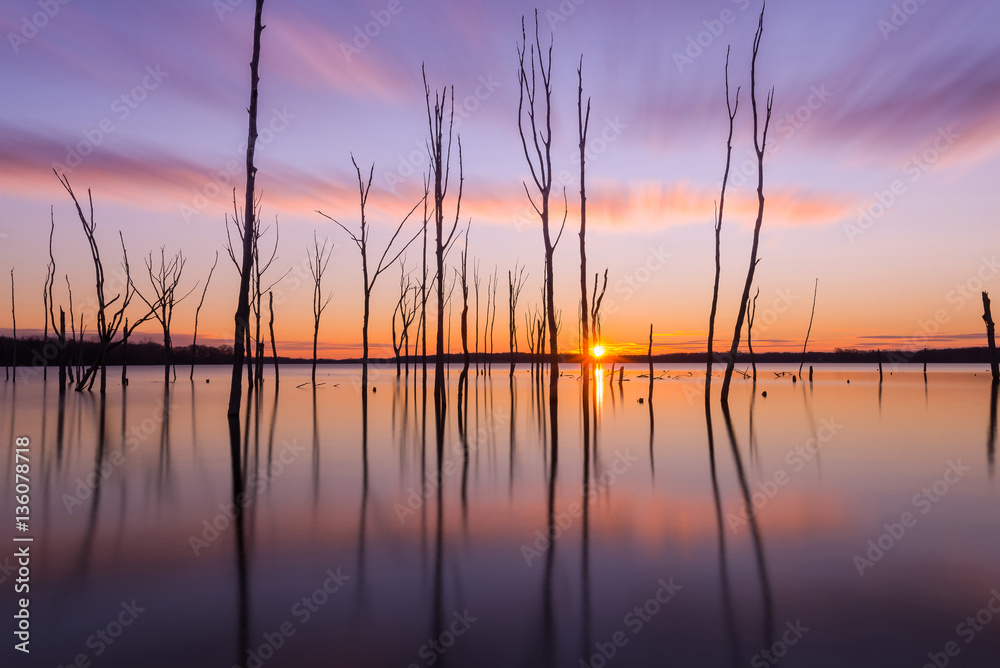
[592,345,606,358]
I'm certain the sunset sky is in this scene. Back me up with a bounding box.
[1,0,998,359]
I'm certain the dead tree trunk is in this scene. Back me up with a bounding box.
[798,278,818,378]
[268,291,278,383]
[59,308,67,391]
[308,231,334,385]
[983,292,999,383]
[459,225,471,384]
[590,269,608,346]
[706,48,740,401]
[9,269,16,381]
[190,251,218,380]
[473,261,481,374]
[420,175,429,379]
[423,66,464,414]
[877,349,884,383]
[518,11,565,388]
[319,157,420,389]
[648,324,654,380]
[122,318,129,385]
[720,4,774,404]
[135,248,194,386]
[578,57,591,363]
[508,265,527,377]
[747,287,759,382]
[55,176,146,392]
[228,0,266,417]
[489,267,498,374]
[43,208,56,382]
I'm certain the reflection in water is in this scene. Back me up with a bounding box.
[542,366,559,664]
[580,367,593,661]
[705,401,741,667]
[989,383,997,478]
[227,415,250,668]
[720,402,775,650]
[76,393,107,579]
[11,365,1000,667]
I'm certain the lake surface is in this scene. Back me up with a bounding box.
[1,363,999,667]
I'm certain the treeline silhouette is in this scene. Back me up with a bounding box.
[1,335,994,368]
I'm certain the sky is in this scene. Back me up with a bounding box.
[1,0,999,359]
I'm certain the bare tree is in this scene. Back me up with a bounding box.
[9,269,15,381]
[226,197,284,389]
[135,248,197,384]
[43,208,56,382]
[489,267,498,374]
[459,224,472,393]
[706,47,740,401]
[473,260,481,374]
[228,0,266,417]
[798,279,818,378]
[392,263,418,377]
[307,231,334,385]
[590,269,608,346]
[423,64,464,410]
[578,56,592,363]
[419,173,430,379]
[318,155,421,388]
[720,4,774,404]
[508,264,528,377]
[55,173,152,392]
[251,216,284,385]
[517,11,566,383]
[190,251,219,380]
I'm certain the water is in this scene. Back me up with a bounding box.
[1,363,999,667]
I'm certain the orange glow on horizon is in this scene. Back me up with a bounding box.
[592,344,606,358]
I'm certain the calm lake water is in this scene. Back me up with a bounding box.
[1,363,999,668]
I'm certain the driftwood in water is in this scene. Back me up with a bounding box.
[798,278,818,378]
[983,292,999,383]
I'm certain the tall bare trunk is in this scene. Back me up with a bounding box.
[9,269,16,382]
[228,0,265,417]
[720,5,773,404]
[578,57,591,364]
[706,48,740,402]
